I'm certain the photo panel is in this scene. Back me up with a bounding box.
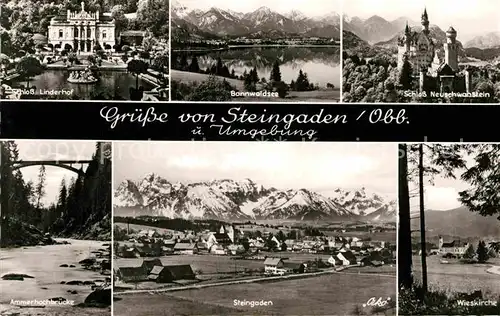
[0,140,112,315]
[112,141,397,316]
[342,0,500,103]
[170,0,341,102]
[1,1,169,101]
[398,143,500,315]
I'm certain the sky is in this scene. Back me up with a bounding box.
[114,142,397,199]
[177,0,340,17]
[12,141,97,206]
[408,149,474,211]
[344,0,499,40]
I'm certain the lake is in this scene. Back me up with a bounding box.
[11,70,155,100]
[179,46,340,88]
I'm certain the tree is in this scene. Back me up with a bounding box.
[127,59,149,90]
[476,241,489,263]
[398,144,413,289]
[57,178,68,214]
[459,145,500,219]
[463,244,475,259]
[15,56,43,88]
[295,69,311,91]
[399,55,413,90]
[270,60,281,82]
[188,56,200,73]
[34,165,47,210]
[179,54,188,70]
[276,230,286,242]
[276,81,288,98]
[281,242,287,252]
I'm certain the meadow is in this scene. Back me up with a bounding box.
[114,272,396,316]
[412,255,500,298]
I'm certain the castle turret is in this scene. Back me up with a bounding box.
[444,26,459,71]
[421,8,429,33]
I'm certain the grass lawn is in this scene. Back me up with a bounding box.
[114,273,396,316]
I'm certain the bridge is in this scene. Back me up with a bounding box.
[11,160,93,176]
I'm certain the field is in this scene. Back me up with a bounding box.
[114,272,396,316]
[114,223,180,236]
[323,230,396,243]
[412,255,500,298]
[115,254,264,275]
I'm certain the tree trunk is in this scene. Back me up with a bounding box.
[398,144,413,289]
[135,74,139,90]
[419,144,428,294]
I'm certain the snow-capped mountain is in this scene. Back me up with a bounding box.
[114,175,396,222]
[171,1,340,38]
[285,10,307,22]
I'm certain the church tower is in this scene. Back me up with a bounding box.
[421,8,430,34]
[444,26,458,72]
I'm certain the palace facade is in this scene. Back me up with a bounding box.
[48,2,116,53]
[397,9,470,93]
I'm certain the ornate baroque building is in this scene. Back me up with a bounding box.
[48,2,116,53]
[397,9,470,93]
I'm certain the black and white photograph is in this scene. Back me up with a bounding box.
[112,142,397,316]
[0,0,169,101]
[342,0,500,103]
[0,141,112,316]
[398,144,500,315]
[170,0,340,102]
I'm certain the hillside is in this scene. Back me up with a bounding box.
[412,207,500,238]
[465,32,500,49]
[114,174,396,222]
[171,1,340,39]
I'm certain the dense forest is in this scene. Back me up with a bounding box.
[0,0,169,56]
[0,141,112,247]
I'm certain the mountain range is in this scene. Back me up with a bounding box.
[171,0,340,40]
[114,174,396,222]
[343,14,500,50]
[412,207,500,238]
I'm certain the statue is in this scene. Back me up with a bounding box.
[81,1,85,12]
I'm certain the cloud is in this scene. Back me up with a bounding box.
[424,186,461,210]
[114,142,397,198]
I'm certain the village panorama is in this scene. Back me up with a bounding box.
[111,142,398,316]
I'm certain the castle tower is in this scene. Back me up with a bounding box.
[421,8,429,34]
[465,67,471,93]
[438,236,444,249]
[444,26,458,72]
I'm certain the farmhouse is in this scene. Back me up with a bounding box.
[219,225,235,242]
[141,259,162,274]
[209,244,226,255]
[174,243,198,255]
[328,255,342,266]
[283,262,306,274]
[148,265,196,283]
[121,247,141,258]
[336,251,357,266]
[213,233,233,246]
[116,266,147,283]
[264,257,284,274]
[439,237,469,256]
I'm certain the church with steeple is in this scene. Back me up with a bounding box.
[396,8,471,94]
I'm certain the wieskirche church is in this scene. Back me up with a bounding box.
[396,8,471,94]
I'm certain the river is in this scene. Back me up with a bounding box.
[0,238,110,315]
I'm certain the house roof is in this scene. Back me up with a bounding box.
[142,259,162,270]
[149,265,164,275]
[118,267,145,277]
[264,257,283,266]
[442,240,468,248]
[164,265,195,279]
[214,233,231,241]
